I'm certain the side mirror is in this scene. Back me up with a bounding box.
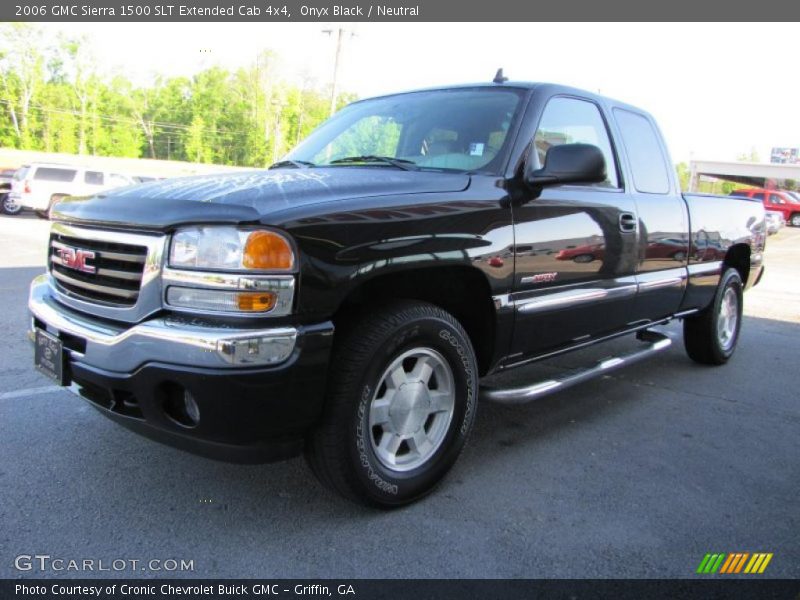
[525,143,607,188]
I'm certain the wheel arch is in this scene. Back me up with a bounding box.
[723,243,751,286]
[333,264,498,376]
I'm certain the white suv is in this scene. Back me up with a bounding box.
[9,163,135,216]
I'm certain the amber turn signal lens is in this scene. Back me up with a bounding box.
[236,292,277,312]
[242,231,294,270]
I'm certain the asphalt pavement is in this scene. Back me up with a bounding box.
[1,212,798,579]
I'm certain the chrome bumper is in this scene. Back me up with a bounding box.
[28,274,298,373]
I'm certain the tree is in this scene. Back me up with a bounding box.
[185,115,211,163]
[675,162,690,191]
[736,147,760,163]
[0,25,350,166]
[0,23,47,148]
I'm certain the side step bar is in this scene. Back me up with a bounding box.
[480,330,672,405]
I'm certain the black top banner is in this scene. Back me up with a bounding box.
[3,0,800,21]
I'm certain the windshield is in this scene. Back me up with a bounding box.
[787,191,800,203]
[284,88,525,173]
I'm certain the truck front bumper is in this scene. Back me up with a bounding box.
[28,274,334,463]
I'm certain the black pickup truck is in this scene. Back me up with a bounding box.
[29,79,766,507]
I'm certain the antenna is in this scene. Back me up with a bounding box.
[493,68,508,84]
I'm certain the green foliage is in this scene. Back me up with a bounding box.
[736,148,760,163]
[675,162,690,192]
[0,23,349,166]
[721,181,736,195]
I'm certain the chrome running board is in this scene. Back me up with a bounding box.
[480,330,672,404]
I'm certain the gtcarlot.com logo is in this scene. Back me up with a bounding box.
[696,552,773,574]
[14,554,195,573]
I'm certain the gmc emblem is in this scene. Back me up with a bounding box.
[56,246,96,274]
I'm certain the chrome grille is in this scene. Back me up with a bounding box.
[49,233,147,306]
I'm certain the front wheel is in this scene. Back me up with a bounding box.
[683,268,743,365]
[306,301,479,507]
[790,213,800,228]
[1,193,21,215]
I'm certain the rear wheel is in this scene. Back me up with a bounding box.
[683,268,743,365]
[305,300,478,507]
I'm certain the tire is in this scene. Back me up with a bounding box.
[573,253,595,263]
[671,251,687,262]
[790,213,800,228]
[1,193,21,215]
[683,268,743,365]
[306,300,479,508]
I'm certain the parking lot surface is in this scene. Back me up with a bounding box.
[1,213,798,578]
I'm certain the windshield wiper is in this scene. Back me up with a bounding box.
[327,155,418,171]
[269,160,316,169]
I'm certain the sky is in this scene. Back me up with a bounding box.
[40,22,800,164]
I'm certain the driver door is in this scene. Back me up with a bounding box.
[510,95,640,361]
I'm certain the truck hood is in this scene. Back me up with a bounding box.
[51,168,471,230]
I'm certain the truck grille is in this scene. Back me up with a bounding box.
[49,233,147,306]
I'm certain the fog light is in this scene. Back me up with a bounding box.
[216,332,296,365]
[183,391,200,425]
[162,384,200,428]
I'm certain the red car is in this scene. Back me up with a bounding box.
[730,188,800,227]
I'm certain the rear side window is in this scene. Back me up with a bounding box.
[729,190,749,198]
[108,173,131,186]
[752,192,765,201]
[85,171,104,185]
[33,167,77,183]
[613,109,670,194]
[534,97,619,188]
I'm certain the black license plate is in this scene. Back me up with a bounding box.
[34,329,67,385]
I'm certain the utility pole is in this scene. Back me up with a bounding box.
[322,26,354,116]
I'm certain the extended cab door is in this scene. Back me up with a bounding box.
[509,95,639,360]
[611,108,689,322]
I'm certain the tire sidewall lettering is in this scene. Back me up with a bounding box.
[354,318,476,498]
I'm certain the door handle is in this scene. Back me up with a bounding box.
[619,212,637,233]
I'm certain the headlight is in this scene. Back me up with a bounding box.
[165,226,296,316]
[170,226,295,271]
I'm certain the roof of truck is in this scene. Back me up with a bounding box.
[353,81,648,117]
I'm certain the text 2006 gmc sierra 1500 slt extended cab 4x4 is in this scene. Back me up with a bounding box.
[29,77,765,507]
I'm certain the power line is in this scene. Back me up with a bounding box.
[0,99,257,139]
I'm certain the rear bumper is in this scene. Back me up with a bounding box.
[29,274,334,463]
[13,193,48,210]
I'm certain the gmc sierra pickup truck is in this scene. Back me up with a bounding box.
[29,79,766,507]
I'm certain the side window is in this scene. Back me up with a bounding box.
[534,97,619,188]
[108,173,131,186]
[85,171,104,185]
[613,109,671,194]
[769,194,785,204]
[752,192,765,201]
[33,167,77,183]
